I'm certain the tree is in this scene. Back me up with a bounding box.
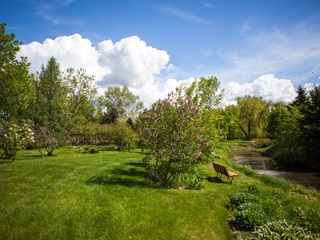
[235,96,269,140]
[138,87,208,187]
[0,23,35,122]
[299,85,320,169]
[107,123,139,151]
[185,76,224,108]
[98,85,144,123]
[30,57,68,145]
[223,105,241,139]
[184,77,226,154]
[62,67,98,133]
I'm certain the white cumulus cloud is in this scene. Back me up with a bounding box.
[18,34,299,108]
[18,34,176,107]
[18,34,106,79]
[222,74,297,106]
[97,36,170,88]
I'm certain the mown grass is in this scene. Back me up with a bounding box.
[0,145,318,240]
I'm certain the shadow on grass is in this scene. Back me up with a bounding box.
[207,176,227,184]
[86,163,150,188]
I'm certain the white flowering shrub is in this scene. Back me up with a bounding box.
[0,121,34,160]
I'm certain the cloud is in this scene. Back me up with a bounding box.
[18,34,106,79]
[222,74,297,106]
[18,34,177,107]
[215,17,320,86]
[97,36,170,88]
[18,34,299,108]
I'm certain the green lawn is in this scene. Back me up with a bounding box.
[0,147,318,239]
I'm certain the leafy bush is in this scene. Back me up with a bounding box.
[252,220,320,240]
[0,121,34,160]
[228,192,258,209]
[138,87,208,187]
[173,167,207,190]
[236,202,270,230]
[77,146,99,154]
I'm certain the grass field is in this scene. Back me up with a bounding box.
[0,146,318,240]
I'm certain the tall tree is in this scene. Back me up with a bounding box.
[0,23,35,122]
[299,85,320,169]
[185,76,224,108]
[32,57,67,142]
[235,96,268,140]
[62,68,98,133]
[98,85,143,123]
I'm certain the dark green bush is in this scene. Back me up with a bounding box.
[229,192,258,209]
[236,202,270,230]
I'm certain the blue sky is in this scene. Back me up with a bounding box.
[2,0,320,106]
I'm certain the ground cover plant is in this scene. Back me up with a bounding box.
[0,144,319,240]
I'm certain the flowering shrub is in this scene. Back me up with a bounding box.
[33,125,58,157]
[138,87,208,187]
[0,121,34,160]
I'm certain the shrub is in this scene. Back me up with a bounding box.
[77,146,99,154]
[138,87,208,187]
[228,192,258,209]
[236,202,270,230]
[33,124,58,157]
[173,167,207,190]
[0,121,34,160]
[107,123,139,151]
[252,220,320,240]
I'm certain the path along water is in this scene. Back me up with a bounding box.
[232,148,320,191]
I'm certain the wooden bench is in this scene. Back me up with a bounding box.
[212,162,239,183]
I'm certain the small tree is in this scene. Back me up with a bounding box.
[108,123,139,151]
[138,87,208,187]
[0,121,34,160]
[33,125,58,157]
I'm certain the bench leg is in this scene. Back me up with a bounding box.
[227,176,235,184]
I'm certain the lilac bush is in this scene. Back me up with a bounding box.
[138,87,208,187]
[33,125,58,157]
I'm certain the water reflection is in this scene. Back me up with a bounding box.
[233,148,320,191]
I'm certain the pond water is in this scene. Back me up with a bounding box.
[232,148,320,191]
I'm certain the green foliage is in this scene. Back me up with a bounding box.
[108,123,139,151]
[172,167,207,190]
[228,185,320,233]
[252,220,320,240]
[138,87,208,187]
[236,202,270,230]
[185,76,224,108]
[62,68,98,132]
[76,146,99,154]
[0,23,36,121]
[267,85,320,171]
[98,85,143,123]
[31,57,67,143]
[232,96,269,140]
[0,121,34,160]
